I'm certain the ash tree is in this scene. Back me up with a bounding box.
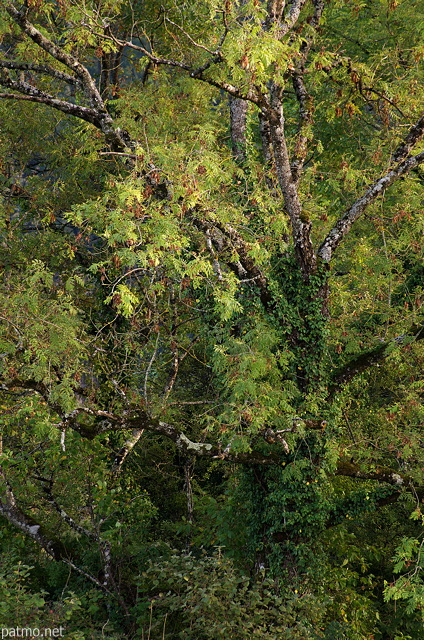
[1,0,424,636]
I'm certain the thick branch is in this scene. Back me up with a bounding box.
[328,327,424,397]
[0,60,82,86]
[4,3,127,150]
[329,342,392,396]
[279,0,309,37]
[268,87,316,275]
[0,498,68,561]
[335,459,424,500]
[48,405,281,464]
[0,79,100,126]
[290,0,324,183]
[230,96,248,162]
[193,218,273,308]
[318,151,424,263]
[290,73,313,184]
[120,414,282,464]
[5,3,103,110]
[392,113,424,164]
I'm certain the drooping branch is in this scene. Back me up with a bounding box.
[161,290,183,401]
[134,43,267,108]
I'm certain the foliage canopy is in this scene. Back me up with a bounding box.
[0,0,424,637]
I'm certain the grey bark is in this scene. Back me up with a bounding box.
[230,96,248,162]
[267,84,316,276]
[3,3,128,151]
[318,151,424,264]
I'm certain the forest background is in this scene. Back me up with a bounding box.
[1,0,424,638]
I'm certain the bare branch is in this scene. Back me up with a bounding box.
[290,0,324,183]
[88,25,268,109]
[328,327,424,397]
[92,32,193,73]
[392,113,424,164]
[335,460,424,501]
[279,0,309,37]
[40,479,95,540]
[361,86,407,119]
[164,16,217,55]
[111,429,145,476]
[5,3,103,110]
[0,86,100,125]
[0,60,82,86]
[61,558,113,594]
[318,151,424,263]
[3,3,127,150]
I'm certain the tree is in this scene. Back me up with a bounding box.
[1,0,424,636]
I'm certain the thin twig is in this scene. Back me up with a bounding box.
[144,332,160,407]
